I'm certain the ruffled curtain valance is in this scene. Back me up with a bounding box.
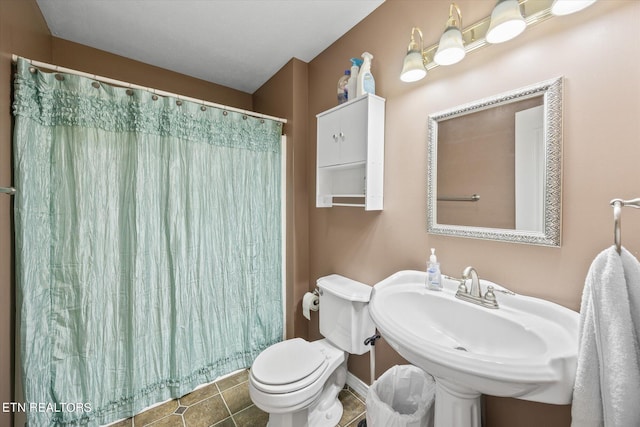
[13,60,282,152]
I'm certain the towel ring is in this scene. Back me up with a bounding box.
[610,198,640,254]
[612,199,623,254]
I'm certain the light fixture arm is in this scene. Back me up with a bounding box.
[446,3,463,29]
[408,26,427,66]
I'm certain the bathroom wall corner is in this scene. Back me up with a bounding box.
[253,58,310,341]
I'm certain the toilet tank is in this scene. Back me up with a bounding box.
[317,274,376,355]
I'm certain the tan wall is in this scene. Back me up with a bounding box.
[253,58,310,340]
[0,1,52,425]
[307,1,640,426]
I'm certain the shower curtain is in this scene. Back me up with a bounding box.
[12,58,283,426]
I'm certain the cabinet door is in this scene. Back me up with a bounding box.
[317,113,341,167]
[338,98,368,165]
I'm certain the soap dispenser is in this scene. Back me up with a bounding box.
[427,248,442,291]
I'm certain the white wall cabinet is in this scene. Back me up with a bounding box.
[316,94,385,210]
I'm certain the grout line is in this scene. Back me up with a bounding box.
[227,394,239,427]
[215,372,251,426]
[217,383,236,423]
[231,404,261,424]
[351,388,366,406]
[223,379,248,393]
[144,413,185,427]
[345,411,366,427]
[221,380,254,415]
[346,388,367,426]
[219,369,250,391]
[210,415,237,427]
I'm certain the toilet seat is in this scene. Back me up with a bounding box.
[251,338,329,394]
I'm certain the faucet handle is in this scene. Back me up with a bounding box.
[483,285,497,302]
[456,278,468,294]
[482,285,499,308]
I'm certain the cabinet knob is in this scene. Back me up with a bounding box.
[332,134,338,141]
[339,132,345,140]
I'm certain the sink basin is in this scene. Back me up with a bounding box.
[369,270,579,427]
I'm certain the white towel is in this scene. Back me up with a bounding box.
[571,246,640,427]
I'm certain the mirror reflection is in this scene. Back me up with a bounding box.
[427,77,563,246]
[437,96,544,231]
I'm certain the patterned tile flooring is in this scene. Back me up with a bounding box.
[108,369,366,427]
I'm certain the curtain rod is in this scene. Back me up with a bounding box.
[12,55,287,124]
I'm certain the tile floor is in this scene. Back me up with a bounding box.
[108,369,366,427]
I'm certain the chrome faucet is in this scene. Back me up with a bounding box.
[455,266,499,309]
[463,266,481,298]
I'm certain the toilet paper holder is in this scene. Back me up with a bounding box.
[310,288,321,308]
[302,288,321,320]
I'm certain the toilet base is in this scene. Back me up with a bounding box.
[307,390,343,427]
[267,410,309,427]
[266,356,348,427]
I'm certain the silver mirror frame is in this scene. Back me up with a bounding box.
[427,77,563,246]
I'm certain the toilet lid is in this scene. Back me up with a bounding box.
[252,338,326,386]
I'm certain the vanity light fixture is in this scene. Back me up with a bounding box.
[486,0,527,44]
[400,27,428,82]
[434,3,466,66]
[400,0,598,83]
[550,0,597,16]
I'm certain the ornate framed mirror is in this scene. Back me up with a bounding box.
[427,77,563,246]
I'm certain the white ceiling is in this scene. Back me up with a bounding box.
[36,0,386,94]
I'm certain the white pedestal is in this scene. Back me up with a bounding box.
[434,379,482,427]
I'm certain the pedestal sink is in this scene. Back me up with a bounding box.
[369,270,579,427]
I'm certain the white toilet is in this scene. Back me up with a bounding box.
[249,274,376,427]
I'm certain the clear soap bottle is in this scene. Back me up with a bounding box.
[427,248,442,291]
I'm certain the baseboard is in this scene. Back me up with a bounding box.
[346,371,370,400]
